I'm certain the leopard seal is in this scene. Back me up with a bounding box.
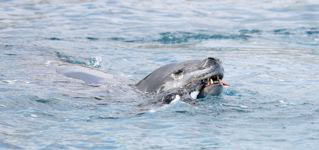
[56,57,229,104]
[136,57,229,104]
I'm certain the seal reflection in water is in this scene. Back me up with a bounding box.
[136,57,229,104]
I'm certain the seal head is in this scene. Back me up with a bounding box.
[136,57,229,104]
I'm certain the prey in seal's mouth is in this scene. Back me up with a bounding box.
[190,74,230,99]
[200,74,229,89]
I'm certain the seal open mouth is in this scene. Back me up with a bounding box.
[190,74,229,99]
[201,74,229,88]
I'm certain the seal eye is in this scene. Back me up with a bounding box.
[174,69,183,75]
[171,69,184,80]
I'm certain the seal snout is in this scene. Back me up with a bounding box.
[195,57,228,98]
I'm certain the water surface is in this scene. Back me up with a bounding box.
[0,0,319,149]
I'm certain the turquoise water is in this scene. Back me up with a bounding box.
[1,0,319,149]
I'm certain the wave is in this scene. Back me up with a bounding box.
[156,32,251,44]
[55,52,102,68]
[107,27,318,46]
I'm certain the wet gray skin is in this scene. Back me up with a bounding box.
[56,65,114,85]
[136,57,226,104]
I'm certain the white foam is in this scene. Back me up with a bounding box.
[2,80,17,84]
[148,95,181,113]
[190,91,199,99]
[171,95,181,103]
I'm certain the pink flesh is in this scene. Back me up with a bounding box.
[221,80,230,87]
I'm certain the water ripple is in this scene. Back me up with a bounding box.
[55,52,102,68]
[157,32,251,44]
[1,0,318,149]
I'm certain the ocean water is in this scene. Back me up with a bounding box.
[0,0,319,149]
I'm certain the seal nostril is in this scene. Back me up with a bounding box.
[207,57,216,61]
[202,57,219,68]
[219,75,223,80]
[207,57,221,63]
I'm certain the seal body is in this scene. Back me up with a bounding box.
[56,65,114,86]
[56,57,228,105]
